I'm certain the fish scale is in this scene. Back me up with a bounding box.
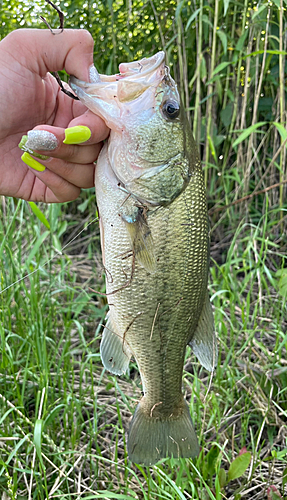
[70,51,217,465]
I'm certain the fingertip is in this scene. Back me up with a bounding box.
[64,29,95,81]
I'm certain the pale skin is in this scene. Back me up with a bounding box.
[0,28,109,202]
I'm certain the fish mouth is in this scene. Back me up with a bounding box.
[69,51,176,130]
[101,51,166,82]
[69,52,167,100]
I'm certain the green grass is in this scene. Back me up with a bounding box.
[1,0,287,497]
[0,193,286,498]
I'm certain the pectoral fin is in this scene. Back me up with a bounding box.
[189,293,218,372]
[126,218,155,273]
[100,312,132,375]
[121,206,156,273]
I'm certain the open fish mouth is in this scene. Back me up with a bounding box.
[98,51,165,83]
[94,51,166,82]
[69,51,172,113]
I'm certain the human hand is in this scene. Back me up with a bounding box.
[0,28,109,202]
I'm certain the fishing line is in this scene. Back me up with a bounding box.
[0,216,99,295]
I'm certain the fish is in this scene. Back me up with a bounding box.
[69,51,217,466]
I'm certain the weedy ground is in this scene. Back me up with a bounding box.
[0,0,287,498]
[0,190,286,499]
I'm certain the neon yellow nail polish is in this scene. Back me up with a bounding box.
[21,152,46,172]
[63,126,91,144]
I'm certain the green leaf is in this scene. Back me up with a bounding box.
[185,8,201,30]
[271,447,287,459]
[273,122,287,144]
[275,269,287,297]
[0,436,29,476]
[28,202,50,229]
[212,61,230,77]
[202,14,213,29]
[77,197,93,213]
[223,0,230,16]
[217,30,227,55]
[202,446,221,480]
[251,4,267,19]
[235,30,249,52]
[26,231,50,265]
[34,419,45,470]
[218,468,226,488]
[155,467,190,500]
[49,203,61,232]
[43,404,66,429]
[79,494,137,499]
[52,234,62,253]
[207,446,220,476]
[220,102,233,128]
[227,452,251,482]
[275,270,287,279]
[208,135,218,165]
[245,50,287,58]
[200,56,207,82]
[232,122,267,148]
[175,0,185,23]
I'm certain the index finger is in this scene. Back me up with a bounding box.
[2,28,95,81]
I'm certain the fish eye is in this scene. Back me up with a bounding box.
[162,100,180,120]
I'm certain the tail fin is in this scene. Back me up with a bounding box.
[128,397,199,466]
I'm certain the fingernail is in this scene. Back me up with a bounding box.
[63,126,91,145]
[18,135,49,160]
[25,130,58,151]
[21,152,46,172]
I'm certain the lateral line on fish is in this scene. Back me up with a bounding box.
[150,302,161,340]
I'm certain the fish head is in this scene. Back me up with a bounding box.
[70,52,196,205]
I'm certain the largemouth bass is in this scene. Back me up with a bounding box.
[70,52,217,466]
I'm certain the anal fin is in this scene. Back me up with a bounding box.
[100,312,132,375]
[189,292,218,372]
